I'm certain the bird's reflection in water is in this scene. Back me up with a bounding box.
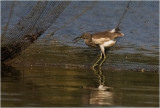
[89,67,114,106]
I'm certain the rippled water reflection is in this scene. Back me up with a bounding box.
[1,63,159,107]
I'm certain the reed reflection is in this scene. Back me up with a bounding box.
[1,63,22,82]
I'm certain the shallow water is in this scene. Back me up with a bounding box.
[1,42,159,107]
[1,64,159,107]
[1,1,159,107]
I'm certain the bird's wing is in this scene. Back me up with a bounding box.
[92,31,115,38]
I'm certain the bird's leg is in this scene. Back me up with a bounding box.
[92,52,103,68]
[99,54,106,67]
[99,46,106,67]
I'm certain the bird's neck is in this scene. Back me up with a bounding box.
[84,36,97,47]
[84,35,92,42]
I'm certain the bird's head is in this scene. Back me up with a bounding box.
[73,32,91,43]
[110,28,124,38]
[80,33,91,39]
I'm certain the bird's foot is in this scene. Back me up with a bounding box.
[91,64,97,71]
[91,66,96,72]
[92,63,98,68]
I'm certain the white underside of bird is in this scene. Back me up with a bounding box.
[92,38,116,48]
[101,40,116,47]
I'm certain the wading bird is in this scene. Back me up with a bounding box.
[73,28,124,68]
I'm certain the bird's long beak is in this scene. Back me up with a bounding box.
[73,36,82,43]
